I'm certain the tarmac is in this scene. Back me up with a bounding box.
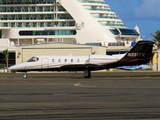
[0,71,160,119]
[1,71,160,79]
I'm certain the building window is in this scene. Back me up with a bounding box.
[52,59,55,62]
[19,30,76,36]
[58,59,61,62]
[71,59,73,62]
[64,59,67,62]
[77,59,80,62]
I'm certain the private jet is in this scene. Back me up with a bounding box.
[9,41,154,78]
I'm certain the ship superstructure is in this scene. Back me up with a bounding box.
[0,0,139,48]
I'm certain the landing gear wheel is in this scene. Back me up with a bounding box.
[84,70,91,78]
[22,73,28,79]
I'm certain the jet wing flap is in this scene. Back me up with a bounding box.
[60,64,86,68]
[60,64,102,69]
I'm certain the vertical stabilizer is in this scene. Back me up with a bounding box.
[119,40,154,65]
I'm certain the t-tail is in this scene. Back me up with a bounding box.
[118,40,154,66]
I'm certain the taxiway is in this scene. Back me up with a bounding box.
[0,72,160,119]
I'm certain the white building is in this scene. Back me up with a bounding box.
[0,0,140,49]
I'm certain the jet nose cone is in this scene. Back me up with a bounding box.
[9,64,26,71]
[9,65,17,70]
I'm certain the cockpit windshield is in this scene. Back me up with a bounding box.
[27,57,39,62]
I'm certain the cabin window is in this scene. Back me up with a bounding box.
[58,59,61,62]
[71,59,73,62]
[64,59,67,62]
[27,57,39,62]
[77,59,80,62]
[52,59,54,62]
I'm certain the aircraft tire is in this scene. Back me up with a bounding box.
[84,70,91,78]
[22,73,28,79]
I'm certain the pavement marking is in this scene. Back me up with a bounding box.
[74,83,97,88]
[74,83,81,87]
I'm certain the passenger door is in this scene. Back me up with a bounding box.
[41,58,49,69]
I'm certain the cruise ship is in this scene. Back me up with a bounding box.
[0,0,140,49]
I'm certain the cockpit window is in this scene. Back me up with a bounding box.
[27,57,39,62]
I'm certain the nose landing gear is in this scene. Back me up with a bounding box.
[22,72,28,79]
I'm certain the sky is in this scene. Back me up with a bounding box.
[106,0,160,40]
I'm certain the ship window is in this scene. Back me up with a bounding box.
[119,28,139,36]
[108,42,125,46]
[110,29,119,35]
[19,30,76,36]
[85,42,102,46]
[27,57,39,62]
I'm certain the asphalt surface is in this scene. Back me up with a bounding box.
[0,72,160,119]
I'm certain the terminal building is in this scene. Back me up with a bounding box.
[15,43,107,64]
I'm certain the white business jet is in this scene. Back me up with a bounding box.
[9,41,154,78]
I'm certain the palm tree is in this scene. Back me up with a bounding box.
[2,49,9,73]
[151,30,160,49]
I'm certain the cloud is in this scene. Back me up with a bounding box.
[135,0,160,19]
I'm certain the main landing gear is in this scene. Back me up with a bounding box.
[22,72,28,79]
[84,70,91,78]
